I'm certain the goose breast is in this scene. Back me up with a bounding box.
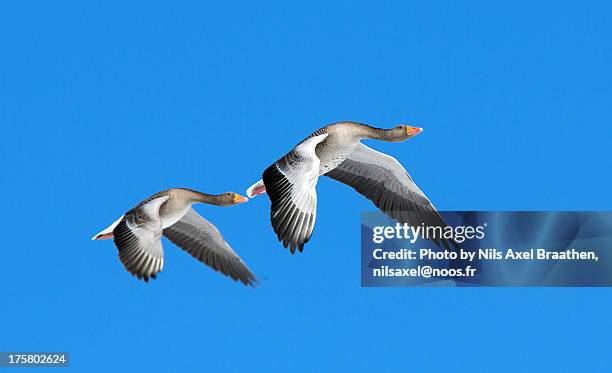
[159,198,192,228]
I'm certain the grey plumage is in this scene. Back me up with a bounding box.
[325,144,457,249]
[263,163,315,253]
[163,208,256,286]
[114,218,164,282]
[95,188,255,285]
[257,121,456,252]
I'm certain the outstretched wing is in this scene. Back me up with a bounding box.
[163,208,257,286]
[325,143,457,249]
[113,195,169,281]
[262,133,328,253]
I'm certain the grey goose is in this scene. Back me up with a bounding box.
[247,121,456,253]
[92,188,256,286]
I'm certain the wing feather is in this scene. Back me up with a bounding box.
[112,196,168,281]
[262,133,328,253]
[163,208,256,286]
[325,143,458,249]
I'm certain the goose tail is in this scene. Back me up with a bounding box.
[246,179,267,198]
[91,215,124,240]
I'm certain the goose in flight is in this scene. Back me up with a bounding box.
[92,188,256,286]
[247,121,455,253]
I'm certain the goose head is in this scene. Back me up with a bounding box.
[387,125,423,142]
[214,192,249,206]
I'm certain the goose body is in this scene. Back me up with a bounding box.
[92,188,256,285]
[248,121,454,253]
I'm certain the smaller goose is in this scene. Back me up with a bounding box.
[92,188,256,286]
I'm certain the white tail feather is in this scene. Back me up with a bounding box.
[246,179,266,198]
[91,215,124,240]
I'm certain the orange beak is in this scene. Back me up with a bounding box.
[406,126,423,136]
[233,193,249,204]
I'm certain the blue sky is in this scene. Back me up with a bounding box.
[1,1,611,371]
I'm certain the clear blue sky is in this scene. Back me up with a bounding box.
[1,1,611,371]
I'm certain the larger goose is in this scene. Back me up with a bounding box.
[92,188,256,286]
[247,121,455,253]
